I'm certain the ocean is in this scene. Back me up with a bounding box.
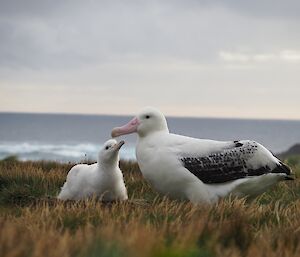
[1,112,300,162]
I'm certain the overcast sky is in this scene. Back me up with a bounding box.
[0,0,300,119]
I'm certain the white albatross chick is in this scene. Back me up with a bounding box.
[57,139,128,201]
[111,107,293,204]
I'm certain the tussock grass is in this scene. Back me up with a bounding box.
[0,157,300,257]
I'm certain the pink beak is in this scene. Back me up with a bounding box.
[111,117,140,137]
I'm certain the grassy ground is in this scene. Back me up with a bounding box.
[1,156,300,257]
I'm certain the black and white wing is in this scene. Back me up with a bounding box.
[180,140,292,184]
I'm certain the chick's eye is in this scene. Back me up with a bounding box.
[105,146,109,150]
[145,115,150,119]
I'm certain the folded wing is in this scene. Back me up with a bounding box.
[180,140,291,184]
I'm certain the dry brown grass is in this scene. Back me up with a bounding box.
[0,157,300,257]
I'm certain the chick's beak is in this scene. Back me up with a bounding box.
[114,140,125,150]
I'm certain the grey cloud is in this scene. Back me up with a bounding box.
[0,0,300,112]
[0,0,299,120]
[164,0,300,19]
[1,0,300,71]
[1,0,300,20]
[214,0,300,19]
[0,0,70,18]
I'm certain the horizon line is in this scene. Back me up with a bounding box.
[1,110,300,122]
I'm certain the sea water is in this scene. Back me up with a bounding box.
[0,113,300,162]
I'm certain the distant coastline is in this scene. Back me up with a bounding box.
[278,144,300,159]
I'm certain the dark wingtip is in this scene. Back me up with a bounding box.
[279,161,292,175]
[271,161,292,176]
[272,161,295,181]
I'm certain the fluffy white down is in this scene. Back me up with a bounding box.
[57,139,128,201]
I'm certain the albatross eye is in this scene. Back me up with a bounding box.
[105,146,110,150]
[145,115,150,119]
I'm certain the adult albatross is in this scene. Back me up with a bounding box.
[111,107,293,204]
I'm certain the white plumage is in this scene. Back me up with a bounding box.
[111,107,293,204]
[57,139,128,201]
